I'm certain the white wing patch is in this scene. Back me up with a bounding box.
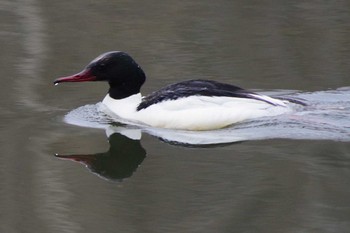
[247,94,287,107]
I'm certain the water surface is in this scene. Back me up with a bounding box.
[1,0,350,232]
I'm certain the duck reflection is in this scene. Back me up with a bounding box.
[57,113,312,181]
[55,128,146,181]
[55,117,293,181]
[55,124,247,181]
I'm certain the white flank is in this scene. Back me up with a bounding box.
[101,93,292,131]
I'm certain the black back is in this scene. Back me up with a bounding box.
[137,79,269,110]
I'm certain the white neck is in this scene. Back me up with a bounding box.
[101,93,142,121]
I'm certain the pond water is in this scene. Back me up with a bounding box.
[1,0,350,232]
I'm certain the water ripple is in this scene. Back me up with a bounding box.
[64,88,350,145]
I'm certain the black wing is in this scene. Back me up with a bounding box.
[137,79,278,111]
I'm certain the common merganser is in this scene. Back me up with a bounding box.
[54,51,294,130]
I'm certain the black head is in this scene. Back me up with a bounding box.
[54,51,146,99]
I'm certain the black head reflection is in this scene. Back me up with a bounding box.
[55,132,146,181]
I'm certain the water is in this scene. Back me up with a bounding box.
[1,0,350,232]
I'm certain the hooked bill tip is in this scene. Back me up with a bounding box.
[53,69,96,84]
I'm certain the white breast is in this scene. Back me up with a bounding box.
[100,93,292,131]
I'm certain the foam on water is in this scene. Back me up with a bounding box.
[64,103,114,129]
[64,88,350,145]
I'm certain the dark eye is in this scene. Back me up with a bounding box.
[93,62,108,72]
[99,63,106,68]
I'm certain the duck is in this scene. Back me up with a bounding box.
[54,51,294,131]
